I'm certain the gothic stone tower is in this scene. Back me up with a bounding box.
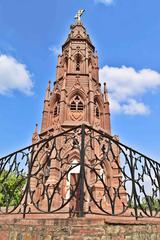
[31,12,126,215]
[32,14,111,143]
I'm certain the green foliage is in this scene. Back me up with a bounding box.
[141,196,160,211]
[0,170,26,207]
[128,196,160,212]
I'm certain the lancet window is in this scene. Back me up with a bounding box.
[54,100,60,117]
[75,54,81,72]
[70,95,84,111]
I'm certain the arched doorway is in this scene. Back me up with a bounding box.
[65,159,80,214]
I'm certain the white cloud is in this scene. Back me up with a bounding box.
[95,0,114,5]
[99,65,160,115]
[122,99,150,115]
[0,54,33,96]
[49,46,61,56]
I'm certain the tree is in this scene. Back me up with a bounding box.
[140,196,160,211]
[0,170,26,207]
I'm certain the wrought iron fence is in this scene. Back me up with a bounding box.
[0,124,160,219]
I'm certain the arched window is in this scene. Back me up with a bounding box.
[54,100,60,117]
[94,100,100,118]
[70,95,84,112]
[75,54,81,72]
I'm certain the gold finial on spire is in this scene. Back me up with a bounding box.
[74,9,85,23]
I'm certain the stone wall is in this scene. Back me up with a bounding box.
[0,217,160,240]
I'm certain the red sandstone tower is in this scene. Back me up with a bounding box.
[31,11,126,216]
[32,11,111,143]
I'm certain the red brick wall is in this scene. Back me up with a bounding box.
[0,217,160,240]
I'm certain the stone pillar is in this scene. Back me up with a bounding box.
[103,82,111,134]
[88,75,95,125]
[59,73,67,124]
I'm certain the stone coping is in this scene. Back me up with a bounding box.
[0,215,160,226]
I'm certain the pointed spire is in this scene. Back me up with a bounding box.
[45,81,51,101]
[32,123,39,144]
[104,82,109,103]
[103,82,111,134]
[36,123,38,131]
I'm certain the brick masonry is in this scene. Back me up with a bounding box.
[0,217,160,240]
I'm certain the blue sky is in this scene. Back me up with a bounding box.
[0,0,160,161]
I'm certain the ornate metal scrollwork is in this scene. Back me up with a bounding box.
[0,124,160,219]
